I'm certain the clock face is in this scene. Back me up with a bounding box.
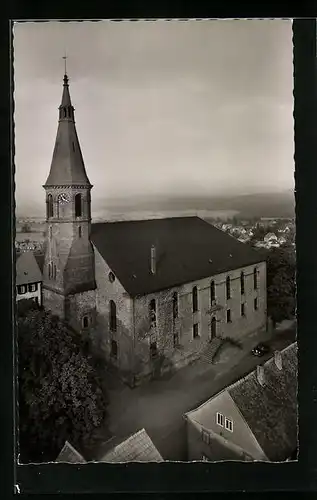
[58,193,70,204]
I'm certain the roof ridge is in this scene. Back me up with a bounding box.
[185,342,297,417]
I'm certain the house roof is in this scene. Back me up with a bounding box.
[56,441,86,463]
[229,342,298,461]
[100,428,163,463]
[185,342,297,462]
[16,251,43,286]
[91,216,265,297]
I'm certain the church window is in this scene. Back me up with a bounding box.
[240,271,245,295]
[78,226,82,238]
[108,272,115,283]
[52,264,56,280]
[192,286,198,312]
[254,297,258,311]
[211,316,217,338]
[226,276,231,300]
[72,141,75,152]
[111,339,118,358]
[253,267,258,290]
[149,299,157,328]
[48,262,52,279]
[172,292,178,320]
[193,323,199,338]
[173,332,180,347]
[75,193,82,217]
[210,280,215,304]
[109,300,117,332]
[82,316,89,328]
[241,303,245,317]
[47,194,53,219]
[150,341,158,358]
[226,309,232,323]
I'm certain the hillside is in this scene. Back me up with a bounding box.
[16,189,295,221]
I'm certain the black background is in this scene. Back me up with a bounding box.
[2,3,317,496]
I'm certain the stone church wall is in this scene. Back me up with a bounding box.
[93,245,135,382]
[133,261,267,379]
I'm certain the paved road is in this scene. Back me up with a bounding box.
[88,321,296,461]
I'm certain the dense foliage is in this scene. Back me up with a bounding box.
[17,300,107,463]
[266,245,296,326]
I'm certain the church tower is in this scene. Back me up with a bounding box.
[43,71,96,330]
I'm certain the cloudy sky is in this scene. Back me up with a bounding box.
[13,20,294,215]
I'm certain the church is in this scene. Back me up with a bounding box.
[40,72,267,385]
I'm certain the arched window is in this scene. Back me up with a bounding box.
[240,271,245,295]
[192,286,198,312]
[109,300,117,332]
[172,292,178,320]
[253,267,258,290]
[75,193,82,217]
[78,226,82,238]
[82,316,89,328]
[226,276,231,300]
[48,262,52,279]
[149,299,157,327]
[211,316,217,339]
[47,194,53,219]
[210,281,215,304]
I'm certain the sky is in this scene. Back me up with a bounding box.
[13,20,294,216]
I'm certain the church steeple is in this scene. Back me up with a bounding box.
[42,67,96,324]
[44,72,91,187]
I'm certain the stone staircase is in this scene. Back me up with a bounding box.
[198,337,223,365]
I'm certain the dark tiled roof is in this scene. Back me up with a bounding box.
[91,217,265,297]
[56,441,86,463]
[101,428,163,463]
[16,251,42,286]
[229,342,298,461]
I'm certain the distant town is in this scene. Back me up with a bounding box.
[15,215,295,255]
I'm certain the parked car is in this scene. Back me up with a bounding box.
[251,342,270,357]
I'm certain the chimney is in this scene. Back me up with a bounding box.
[150,245,156,275]
[257,365,265,386]
[274,350,283,370]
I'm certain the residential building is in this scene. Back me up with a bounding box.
[56,441,86,463]
[16,251,43,305]
[184,342,297,462]
[100,428,163,463]
[40,71,268,385]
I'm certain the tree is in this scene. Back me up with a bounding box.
[18,301,107,463]
[266,246,296,327]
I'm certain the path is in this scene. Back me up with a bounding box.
[89,320,296,461]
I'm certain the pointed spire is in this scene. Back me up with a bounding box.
[44,70,91,188]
